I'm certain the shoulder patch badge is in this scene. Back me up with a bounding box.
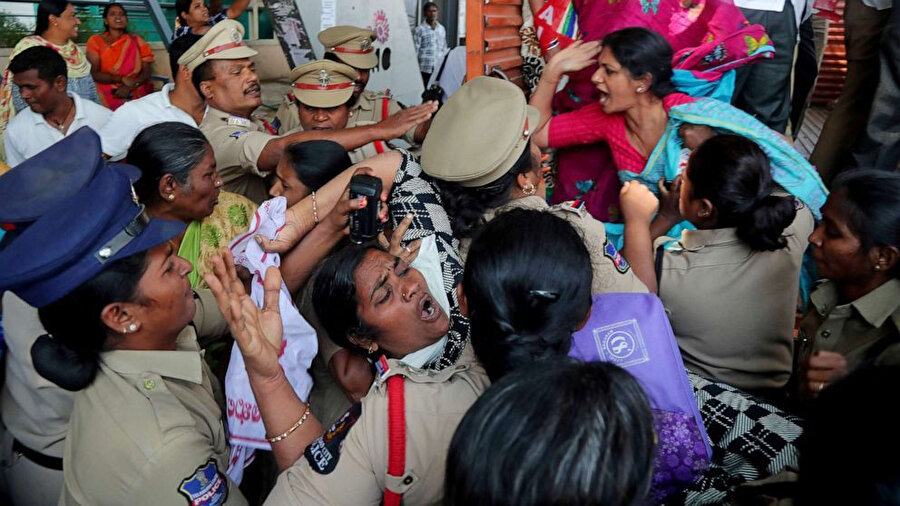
[178,459,228,506]
[304,402,362,474]
[603,239,631,273]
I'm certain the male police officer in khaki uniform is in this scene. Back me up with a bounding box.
[285,60,386,164]
[420,76,648,295]
[182,21,436,203]
[275,26,431,147]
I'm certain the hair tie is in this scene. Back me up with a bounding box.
[529,290,559,302]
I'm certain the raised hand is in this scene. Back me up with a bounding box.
[657,176,683,224]
[380,101,438,139]
[385,213,422,263]
[620,180,660,225]
[204,248,285,384]
[546,40,602,80]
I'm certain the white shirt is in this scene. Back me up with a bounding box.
[4,92,111,167]
[99,83,207,161]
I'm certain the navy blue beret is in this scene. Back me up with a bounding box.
[0,160,185,307]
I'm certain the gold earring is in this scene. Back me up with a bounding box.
[636,87,645,93]
[698,210,709,218]
[167,194,175,201]
[522,183,536,196]
[875,264,882,271]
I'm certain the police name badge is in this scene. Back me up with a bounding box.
[227,116,250,127]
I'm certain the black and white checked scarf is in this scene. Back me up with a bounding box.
[388,151,468,371]
[663,373,804,505]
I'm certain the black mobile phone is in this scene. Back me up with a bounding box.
[348,174,382,244]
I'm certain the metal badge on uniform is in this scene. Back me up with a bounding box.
[602,239,631,273]
[375,355,391,379]
[227,116,250,127]
[317,68,331,88]
[178,459,229,506]
[304,402,362,475]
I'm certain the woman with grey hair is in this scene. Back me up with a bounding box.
[129,122,256,288]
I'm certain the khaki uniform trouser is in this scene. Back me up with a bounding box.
[0,421,64,506]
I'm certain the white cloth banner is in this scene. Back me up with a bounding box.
[224,197,318,481]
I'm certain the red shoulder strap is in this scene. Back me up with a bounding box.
[384,375,406,506]
[382,97,390,122]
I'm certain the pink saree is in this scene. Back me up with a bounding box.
[547,0,772,222]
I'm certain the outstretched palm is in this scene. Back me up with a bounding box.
[205,249,285,382]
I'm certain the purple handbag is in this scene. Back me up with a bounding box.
[570,293,711,501]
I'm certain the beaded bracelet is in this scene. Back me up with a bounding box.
[266,403,311,443]
[311,191,319,224]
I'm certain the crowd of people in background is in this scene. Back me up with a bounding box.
[0,0,898,504]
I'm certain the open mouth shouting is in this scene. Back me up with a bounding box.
[419,293,442,322]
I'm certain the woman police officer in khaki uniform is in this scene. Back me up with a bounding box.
[0,159,250,505]
[422,76,647,294]
[0,129,228,506]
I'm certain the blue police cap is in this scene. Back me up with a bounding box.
[0,161,185,307]
[0,127,133,224]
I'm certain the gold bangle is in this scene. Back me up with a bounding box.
[266,403,311,443]
[311,191,319,224]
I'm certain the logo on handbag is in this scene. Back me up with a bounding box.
[593,319,649,368]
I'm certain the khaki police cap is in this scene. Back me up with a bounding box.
[290,60,359,108]
[318,25,378,70]
[177,20,259,71]
[421,76,541,188]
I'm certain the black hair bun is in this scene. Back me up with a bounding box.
[31,334,98,391]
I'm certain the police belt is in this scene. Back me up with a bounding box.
[12,439,63,470]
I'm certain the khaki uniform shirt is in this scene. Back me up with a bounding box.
[60,326,246,506]
[459,195,647,294]
[279,120,385,165]
[349,90,417,146]
[801,279,900,372]
[200,106,272,204]
[0,292,72,458]
[657,199,814,391]
[0,289,226,463]
[265,343,489,505]
[274,89,417,145]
